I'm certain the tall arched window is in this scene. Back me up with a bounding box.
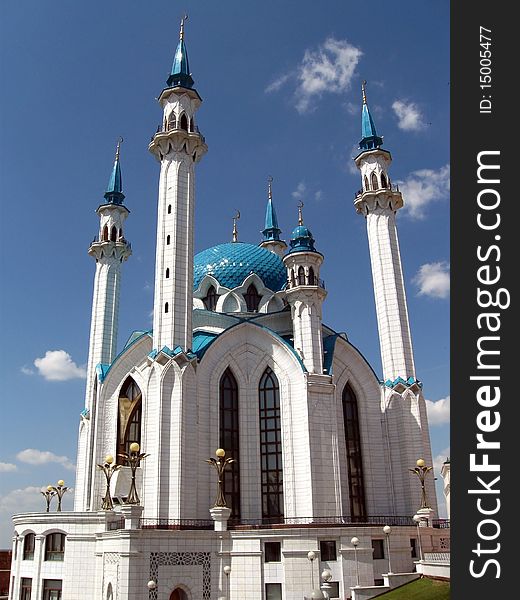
[203,285,217,311]
[308,266,315,285]
[23,533,35,560]
[106,583,114,600]
[168,113,176,131]
[110,226,117,242]
[166,268,170,279]
[117,378,142,459]
[219,368,240,518]
[180,113,188,131]
[371,172,378,190]
[102,225,109,241]
[244,284,261,312]
[364,175,370,191]
[342,383,366,520]
[170,590,188,600]
[259,368,283,522]
[381,172,388,188]
[44,533,65,561]
[297,266,306,286]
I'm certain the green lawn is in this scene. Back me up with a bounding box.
[374,577,450,600]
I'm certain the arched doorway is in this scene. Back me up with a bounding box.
[169,589,188,600]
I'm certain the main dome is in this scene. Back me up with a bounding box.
[194,243,287,292]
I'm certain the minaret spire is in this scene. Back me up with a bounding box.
[167,14,194,89]
[104,137,124,205]
[259,177,287,256]
[359,80,383,151]
[232,210,240,243]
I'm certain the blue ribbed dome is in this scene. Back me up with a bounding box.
[288,225,318,254]
[194,243,287,291]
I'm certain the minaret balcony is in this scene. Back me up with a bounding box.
[286,276,326,290]
[354,186,404,214]
[149,124,207,161]
[88,238,132,260]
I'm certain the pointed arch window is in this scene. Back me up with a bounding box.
[180,113,188,131]
[117,378,142,459]
[219,368,240,518]
[102,225,109,242]
[168,113,176,131]
[259,367,283,522]
[342,383,367,520]
[364,175,370,191]
[110,226,117,242]
[308,266,315,285]
[381,172,388,188]
[203,285,217,311]
[371,172,378,190]
[244,284,261,312]
[169,590,188,600]
[297,266,306,286]
[166,268,170,279]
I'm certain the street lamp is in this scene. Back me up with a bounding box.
[97,455,121,510]
[383,525,393,574]
[40,485,56,512]
[351,537,360,587]
[223,564,231,599]
[48,480,69,512]
[409,459,433,509]
[147,580,157,590]
[413,515,424,561]
[321,568,333,599]
[118,442,148,505]
[307,550,317,589]
[205,449,235,508]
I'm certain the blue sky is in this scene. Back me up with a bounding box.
[0,0,450,546]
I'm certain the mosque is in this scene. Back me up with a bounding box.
[10,19,448,600]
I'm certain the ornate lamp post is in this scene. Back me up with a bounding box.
[49,480,69,512]
[413,515,424,561]
[147,580,157,591]
[383,525,393,574]
[119,442,148,505]
[97,455,121,510]
[351,537,360,587]
[223,565,231,599]
[205,449,235,507]
[409,458,433,509]
[41,485,56,512]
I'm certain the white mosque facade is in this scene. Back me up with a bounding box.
[9,23,448,600]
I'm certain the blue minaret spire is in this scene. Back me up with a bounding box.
[167,15,194,89]
[359,80,384,151]
[104,138,125,205]
[262,177,282,241]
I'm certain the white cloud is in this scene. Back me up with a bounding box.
[292,181,306,199]
[0,486,74,546]
[413,262,450,299]
[397,164,450,219]
[265,73,291,94]
[0,462,17,472]
[392,99,426,131]
[426,395,450,425]
[33,349,86,381]
[314,190,323,202]
[433,447,451,474]
[21,366,35,376]
[296,38,362,113]
[17,449,76,472]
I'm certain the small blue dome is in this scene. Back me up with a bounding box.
[194,243,287,291]
[289,225,318,254]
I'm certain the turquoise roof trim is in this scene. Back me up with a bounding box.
[194,243,287,292]
[96,363,111,383]
[192,331,219,359]
[384,376,423,390]
[96,330,152,382]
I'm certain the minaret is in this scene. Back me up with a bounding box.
[353,81,414,383]
[149,16,207,352]
[259,177,287,256]
[75,141,131,510]
[283,203,327,374]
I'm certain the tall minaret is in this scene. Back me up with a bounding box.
[75,141,131,510]
[354,83,436,516]
[149,16,207,352]
[283,204,327,374]
[259,177,287,256]
[353,82,415,383]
